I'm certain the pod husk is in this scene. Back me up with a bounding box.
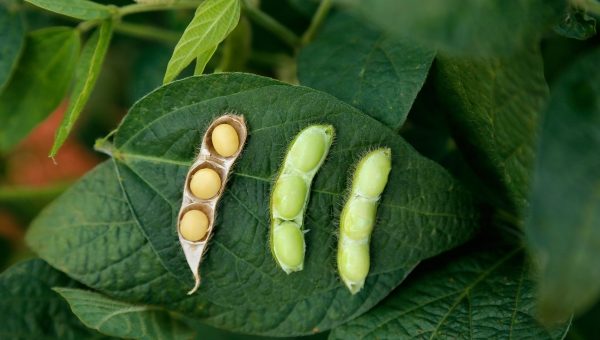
[177,114,247,294]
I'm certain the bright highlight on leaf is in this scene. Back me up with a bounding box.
[50,20,113,158]
[24,0,115,21]
[164,0,241,83]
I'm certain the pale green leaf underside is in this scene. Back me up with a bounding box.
[25,0,114,20]
[194,44,218,75]
[0,27,80,153]
[435,46,549,214]
[329,248,571,339]
[27,73,479,336]
[527,48,600,319]
[50,20,114,157]
[164,0,240,83]
[0,2,25,92]
[0,259,104,338]
[55,288,195,340]
[298,11,434,129]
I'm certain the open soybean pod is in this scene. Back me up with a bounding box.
[177,114,247,294]
[270,125,335,273]
[338,148,392,294]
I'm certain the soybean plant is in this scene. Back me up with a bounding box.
[270,125,335,273]
[338,148,392,294]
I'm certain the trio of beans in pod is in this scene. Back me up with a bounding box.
[177,115,391,295]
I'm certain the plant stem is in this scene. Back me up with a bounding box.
[301,0,333,46]
[118,0,203,17]
[114,22,180,44]
[242,0,300,48]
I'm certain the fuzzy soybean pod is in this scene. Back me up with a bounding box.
[338,148,392,294]
[270,125,335,273]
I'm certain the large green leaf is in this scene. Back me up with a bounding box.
[0,1,25,92]
[50,20,113,158]
[25,0,114,20]
[340,0,564,56]
[0,259,104,339]
[298,12,435,129]
[164,0,240,82]
[329,246,571,339]
[526,48,600,320]
[435,46,549,215]
[55,288,195,340]
[27,73,479,336]
[0,27,80,153]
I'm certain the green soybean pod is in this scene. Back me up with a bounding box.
[270,125,335,273]
[338,148,392,294]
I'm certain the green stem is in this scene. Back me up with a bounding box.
[242,0,300,48]
[301,0,333,46]
[114,22,180,44]
[118,0,203,17]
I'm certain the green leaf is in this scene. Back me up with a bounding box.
[50,20,113,158]
[298,12,435,129]
[0,27,80,153]
[554,6,597,40]
[25,0,114,20]
[526,48,600,320]
[341,0,564,56]
[0,2,25,92]
[26,73,479,336]
[55,288,195,340]
[435,46,549,214]
[0,259,105,338]
[164,0,241,83]
[329,246,571,339]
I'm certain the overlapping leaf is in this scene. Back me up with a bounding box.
[0,1,25,92]
[0,27,80,153]
[526,47,600,320]
[298,12,435,129]
[27,73,479,336]
[25,0,114,20]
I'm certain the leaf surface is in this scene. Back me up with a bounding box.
[27,73,479,336]
[50,20,113,157]
[526,47,600,319]
[0,2,25,92]
[25,0,114,20]
[0,27,80,153]
[435,46,549,214]
[329,247,571,339]
[164,0,240,82]
[0,259,105,339]
[298,12,435,129]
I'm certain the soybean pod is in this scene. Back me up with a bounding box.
[270,125,335,273]
[338,148,392,294]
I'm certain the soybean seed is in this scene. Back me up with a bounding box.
[272,175,308,219]
[288,129,327,172]
[190,168,221,200]
[180,210,209,242]
[272,221,304,269]
[212,123,239,157]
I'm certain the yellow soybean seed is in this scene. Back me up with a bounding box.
[338,148,391,294]
[180,210,209,242]
[270,125,334,273]
[272,221,304,269]
[212,123,239,157]
[190,168,222,199]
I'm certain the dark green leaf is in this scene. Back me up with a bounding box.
[164,0,240,82]
[435,46,549,214]
[27,73,479,336]
[526,47,600,320]
[0,259,105,339]
[341,0,564,56]
[554,6,597,40]
[25,0,114,20]
[50,20,113,158]
[0,1,25,92]
[55,288,195,340]
[298,12,435,129]
[0,27,80,153]
[329,247,571,339]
